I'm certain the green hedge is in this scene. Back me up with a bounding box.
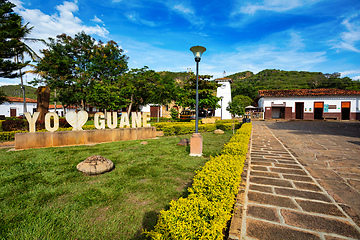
[152,121,241,136]
[145,123,252,239]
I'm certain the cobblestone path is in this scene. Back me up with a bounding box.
[238,122,360,240]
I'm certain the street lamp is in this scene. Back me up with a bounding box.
[220,96,223,120]
[190,46,206,133]
[189,45,206,156]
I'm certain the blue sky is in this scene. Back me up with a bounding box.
[2,0,360,86]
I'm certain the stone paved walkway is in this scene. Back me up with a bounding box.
[235,122,360,240]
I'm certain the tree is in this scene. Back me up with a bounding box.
[86,40,129,111]
[169,108,179,119]
[119,67,178,115]
[0,89,7,104]
[231,83,257,100]
[226,95,252,117]
[35,32,128,110]
[0,0,28,78]
[177,74,221,111]
[35,32,95,109]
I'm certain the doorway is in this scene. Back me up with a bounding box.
[150,106,160,118]
[10,108,16,117]
[341,102,350,120]
[271,107,285,119]
[314,102,323,119]
[295,102,304,119]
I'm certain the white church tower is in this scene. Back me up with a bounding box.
[214,78,233,119]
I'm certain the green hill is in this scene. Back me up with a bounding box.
[0,85,56,101]
[0,85,38,99]
[227,69,360,99]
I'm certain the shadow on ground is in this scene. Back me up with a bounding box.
[266,121,360,139]
[130,178,193,239]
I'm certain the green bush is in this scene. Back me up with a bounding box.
[145,123,252,239]
[152,122,240,136]
[0,130,27,141]
[149,117,192,123]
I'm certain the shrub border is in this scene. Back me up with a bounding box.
[145,123,252,239]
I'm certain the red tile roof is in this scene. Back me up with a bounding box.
[49,104,63,109]
[6,97,37,103]
[258,89,360,97]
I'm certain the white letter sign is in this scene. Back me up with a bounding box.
[45,112,59,132]
[24,112,40,133]
[94,112,105,129]
[107,112,117,129]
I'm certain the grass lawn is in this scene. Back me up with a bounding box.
[0,131,233,240]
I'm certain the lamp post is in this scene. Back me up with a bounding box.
[220,96,223,120]
[189,45,206,156]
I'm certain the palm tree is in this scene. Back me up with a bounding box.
[14,22,45,113]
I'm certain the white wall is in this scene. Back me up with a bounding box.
[215,81,232,119]
[261,96,360,114]
[0,102,37,117]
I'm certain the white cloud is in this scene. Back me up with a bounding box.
[16,1,109,39]
[173,4,193,14]
[0,0,110,86]
[125,12,158,27]
[340,70,360,80]
[238,0,320,15]
[331,14,360,53]
[91,15,103,23]
[165,1,204,28]
[119,30,327,80]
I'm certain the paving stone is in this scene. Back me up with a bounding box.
[273,163,303,169]
[347,179,360,189]
[270,167,307,175]
[295,199,346,217]
[251,165,269,171]
[283,174,314,182]
[281,209,360,239]
[264,155,294,160]
[338,204,360,227]
[250,158,278,163]
[278,159,298,164]
[248,191,298,209]
[246,218,321,240]
[247,205,280,222]
[275,187,331,202]
[250,176,293,187]
[251,171,281,178]
[348,168,360,174]
[334,172,360,180]
[251,161,273,166]
[324,235,350,240]
[293,182,322,192]
[249,184,273,193]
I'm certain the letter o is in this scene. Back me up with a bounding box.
[45,112,59,132]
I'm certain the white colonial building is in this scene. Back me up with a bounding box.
[0,97,37,117]
[214,78,232,120]
[258,89,360,120]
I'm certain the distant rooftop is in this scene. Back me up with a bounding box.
[6,97,37,103]
[214,77,233,83]
[258,89,360,97]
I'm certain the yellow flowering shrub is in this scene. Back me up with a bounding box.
[145,123,252,239]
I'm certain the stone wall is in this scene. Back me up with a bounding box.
[15,127,156,150]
